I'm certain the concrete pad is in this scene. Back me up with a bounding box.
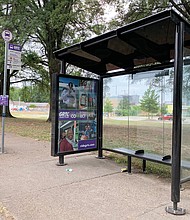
[0,133,190,219]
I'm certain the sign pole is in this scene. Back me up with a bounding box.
[1,41,8,153]
[1,30,12,154]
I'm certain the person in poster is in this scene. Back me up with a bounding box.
[60,82,77,109]
[59,129,75,152]
[84,123,93,139]
[79,122,96,140]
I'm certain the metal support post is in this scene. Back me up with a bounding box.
[96,76,105,159]
[127,156,131,173]
[143,160,146,172]
[56,155,67,166]
[166,22,186,215]
[60,60,66,74]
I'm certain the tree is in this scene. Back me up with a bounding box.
[107,0,190,30]
[103,78,112,98]
[160,104,168,115]
[104,98,113,116]
[10,84,50,103]
[2,0,189,120]
[0,0,112,120]
[19,85,50,103]
[169,0,190,20]
[140,86,159,118]
[9,87,20,101]
[116,96,130,116]
[106,0,169,29]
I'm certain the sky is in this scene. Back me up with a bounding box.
[106,70,173,103]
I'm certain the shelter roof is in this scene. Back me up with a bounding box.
[54,9,190,76]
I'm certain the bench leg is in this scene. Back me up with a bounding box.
[143,160,146,172]
[128,156,131,173]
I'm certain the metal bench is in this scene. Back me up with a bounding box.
[103,148,190,173]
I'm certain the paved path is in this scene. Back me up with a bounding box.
[0,133,190,219]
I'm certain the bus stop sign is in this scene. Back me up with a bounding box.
[2,30,12,42]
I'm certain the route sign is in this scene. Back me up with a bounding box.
[7,43,22,70]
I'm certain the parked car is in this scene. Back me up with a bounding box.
[158,114,173,120]
[11,107,18,111]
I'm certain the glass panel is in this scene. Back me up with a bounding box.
[103,75,129,149]
[181,71,190,179]
[103,68,173,156]
[181,26,190,183]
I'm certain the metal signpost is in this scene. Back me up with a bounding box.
[1,30,12,153]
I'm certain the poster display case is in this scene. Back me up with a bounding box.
[52,75,98,155]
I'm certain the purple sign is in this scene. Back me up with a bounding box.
[78,139,96,150]
[0,95,8,106]
[59,110,88,120]
[9,43,22,51]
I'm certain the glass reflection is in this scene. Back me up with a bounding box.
[103,68,173,157]
[181,63,190,181]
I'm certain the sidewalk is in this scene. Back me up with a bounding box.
[0,133,190,220]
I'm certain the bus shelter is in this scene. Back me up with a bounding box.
[52,9,190,215]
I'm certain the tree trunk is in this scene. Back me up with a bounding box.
[45,28,63,122]
[46,55,61,122]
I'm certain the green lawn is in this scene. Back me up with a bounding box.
[103,117,173,155]
[2,117,51,141]
[2,114,189,179]
[11,110,48,120]
[103,117,172,128]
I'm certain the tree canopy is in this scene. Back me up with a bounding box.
[1,0,190,118]
[140,86,160,118]
[104,98,113,115]
[0,0,113,118]
[107,0,190,29]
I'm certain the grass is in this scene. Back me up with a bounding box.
[11,111,48,120]
[103,118,172,128]
[107,152,171,179]
[0,112,184,180]
[103,117,190,180]
[2,117,51,141]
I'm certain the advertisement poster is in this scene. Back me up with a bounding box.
[58,76,97,153]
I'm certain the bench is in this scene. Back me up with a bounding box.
[102,148,190,174]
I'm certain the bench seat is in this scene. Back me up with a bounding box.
[103,147,190,174]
